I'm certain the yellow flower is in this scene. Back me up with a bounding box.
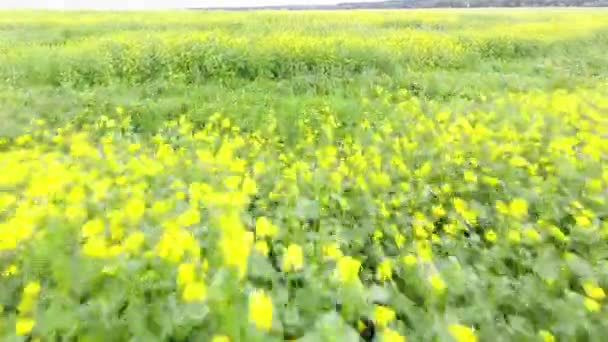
[211,335,230,342]
[283,244,303,272]
[255,240,269,256]
[416,241,433,261]
[403,254,417,267]
[496,200,509,215]
[82,218,105,238]
[453,198,467,215]
[255,217,278,238]
[377,259,392,281]
[429,274,446,294]
[177,208,201,227]
[322,242,343,261]
[219,234,251,279]
[523,229,541,243]
[249,290,273,331]
[242,176,258,195]
[23,281,41,298]
[177,263,196,287]
[335,255,362,284]
[128,143,141,153]
[182,281,206,302]
[463,170,477,183]
[125,197,145,224]
[175,191,186,200]
[432,205,446,218]
[547,225,567,242]
[18,281,41,313]
[2,264,19,277]
[539,330,555,342]
[509,198,528,220]
[218,212,252,279]
[123,231,145,253]
[374,305,396,327]
[82,236,111,258]
[575,215,592,228]
[484,230,497,243]
[584,297,601,312]
[582,281,606,301]
[393,232,406,249]
[15,317,35,336]
[448,324,477,342]
[381,328,407,342]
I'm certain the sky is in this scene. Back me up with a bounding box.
[0,0,375,9]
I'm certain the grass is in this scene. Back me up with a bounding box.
[0,9,607,342]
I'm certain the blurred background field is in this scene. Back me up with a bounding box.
[1,10,607,138]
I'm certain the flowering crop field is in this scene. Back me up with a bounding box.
[1,9,608,341]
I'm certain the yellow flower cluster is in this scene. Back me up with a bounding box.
[248,290,273,332]
[448,324,477,342]
[177,262,207,302]
[16,282,40,336]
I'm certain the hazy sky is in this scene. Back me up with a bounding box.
[0,0,374,9]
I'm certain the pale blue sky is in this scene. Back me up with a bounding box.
[0,0,376,9]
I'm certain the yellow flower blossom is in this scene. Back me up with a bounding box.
[322,242,343,261]
[123,231,145,253]
[177,207,201,227]
[509,198,528,220]
[403,254,417,267]
[575,215,592,228]
[432,205,446,218]
[584,297,601,312]
[82,218,104,237]
[82,236,111,258]
[484,230,497,243]
[125,197,145,224]
[429,274,446,294]
[374,305,396,327]
[212,335,230,342]
[255,240,269,256]
[377,259,392,281]
[218,212,251,278]
[547,225,567,242]
[255,217,278,238]
[16,317,35,336]
[381,328,407,342]
[249,290,273,331]
[2,264,19,277]
[539,330,555,342]
[448,324,477,342]
[523,229,541,243]
[177,263,196,287]
[24,282,41,297]
[182,281,206,302]
[335,255,362,284]
[583,281,605,301]
[283,244,303,272]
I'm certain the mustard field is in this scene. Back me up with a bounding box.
[0,9,608,341]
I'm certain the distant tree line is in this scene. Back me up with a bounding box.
[336,0,608,8]
[197,0,607,10]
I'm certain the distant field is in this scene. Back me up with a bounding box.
[0,10,607,341]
